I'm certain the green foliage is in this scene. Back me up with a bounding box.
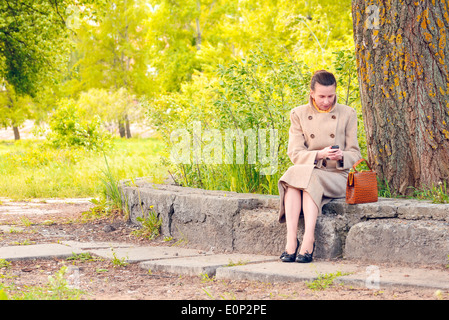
[5,142,84,168]
[1,266,83,300]
[378,177,393,198]
[76,88,143,134]
[411,181,449,204]
[0,81,33,131]
[139,0,361,196]
[0,289,8,300]
[210,46,311,193]
[0,0,64,95]
[0,259,11,269]
[97,152,129,218]
[47,99,112,151]
[66,252,102,263]
[333,49,360,106]
[332,49,367,159]
[81,198,115,222]
[139,0,354,95]
[111,249,129,268]
[70,0,154,96]
[306,271,349,291]
[214,45,311,132]
[131,206,163,240]
[146,44,361,195]
[0,0,99,96]
[377,178,449,203]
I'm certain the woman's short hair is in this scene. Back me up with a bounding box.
[310,70,337,90]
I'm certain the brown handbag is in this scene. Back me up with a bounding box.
[346,158,378,204]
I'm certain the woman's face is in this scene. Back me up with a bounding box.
[310,83,336,110]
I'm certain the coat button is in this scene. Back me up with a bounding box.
[308,116,313,120]
[330,133,335,138]
[310,134,315,139]
[332,115,336,119]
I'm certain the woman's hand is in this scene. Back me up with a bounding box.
[317,146,343,161]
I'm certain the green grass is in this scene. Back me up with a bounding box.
[0,137,167,199]
[131,206,163,240]
[305,271,350,291]
[377,176,449,204]
[0,266,83,300]
[411,181,449,204]
[1,136,446,205]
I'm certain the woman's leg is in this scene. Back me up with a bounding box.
[284,186,302,254]
[300,191,318,255]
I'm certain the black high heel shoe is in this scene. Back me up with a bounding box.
[295,242,315,263]
[280,239,299,263]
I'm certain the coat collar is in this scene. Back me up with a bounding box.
[308,94,338,113]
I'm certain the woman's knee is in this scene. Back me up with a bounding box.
[302,191,318,209]
[286,185,302,196]
[302,190,311,199]
[285,186,302,206]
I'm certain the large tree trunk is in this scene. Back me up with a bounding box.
[352,0,449,194]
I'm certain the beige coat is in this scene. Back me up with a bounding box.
[277,97,362,223]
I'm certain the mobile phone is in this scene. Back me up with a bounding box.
[326,145,339,160]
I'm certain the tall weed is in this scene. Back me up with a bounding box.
[97,152,129,218]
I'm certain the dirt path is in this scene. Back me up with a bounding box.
[0,198,446,300]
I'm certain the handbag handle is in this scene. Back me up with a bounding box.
[347,158,374,186]
[351,158,373,172]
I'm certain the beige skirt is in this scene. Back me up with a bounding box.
[277,162,348,223]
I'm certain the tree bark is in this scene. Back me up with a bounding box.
[195,0,202,51]
[352,0,449,194]
[118,119,126,138]
[13,126,20,140]
[118,114,132,138]
[125,114,131,138]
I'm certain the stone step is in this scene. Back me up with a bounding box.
[345,219,449,265]
[89,245,207,263]
[215,260,449,290]
[2,241,447,291]
[0,243,82,261]
[120,180,449,265]
[140,253,277,277]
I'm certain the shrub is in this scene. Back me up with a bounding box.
[47,99,112,151]
[145,46,363,195]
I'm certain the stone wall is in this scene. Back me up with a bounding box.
[120,178,449,265]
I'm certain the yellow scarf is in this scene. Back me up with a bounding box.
[312,99,334,113]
